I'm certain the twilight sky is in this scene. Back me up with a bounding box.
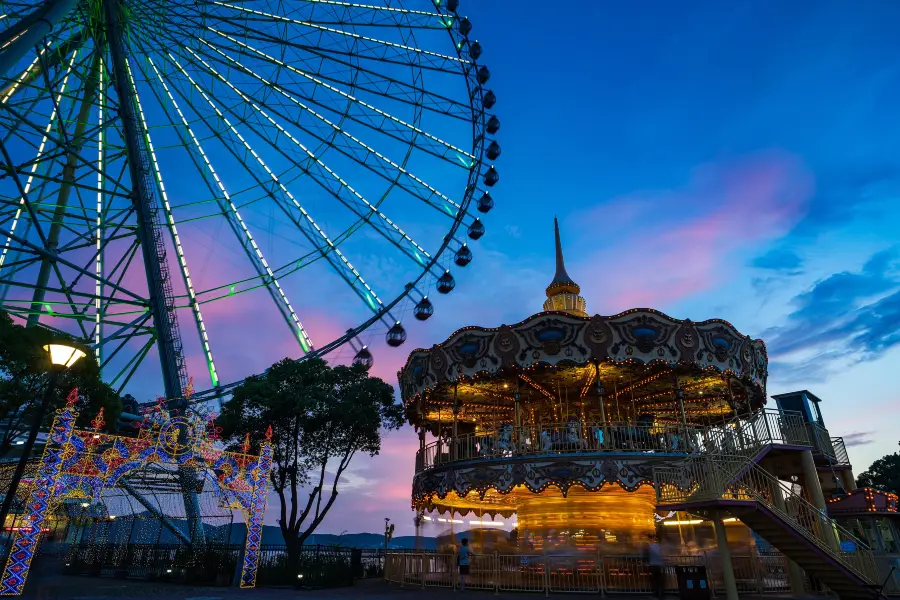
[125,1,900,535]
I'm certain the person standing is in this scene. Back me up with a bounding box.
[458,538,471,591]
[647,537,664,598]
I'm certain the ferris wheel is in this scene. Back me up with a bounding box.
[0,0,499,401]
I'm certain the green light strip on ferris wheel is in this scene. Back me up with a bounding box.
[127,57,220,386]
[172,51,386,313]
[146,56,313,354]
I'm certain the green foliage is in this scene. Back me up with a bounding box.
[0,310,123,455]
[217,357,403,559]
[857,451,900,495]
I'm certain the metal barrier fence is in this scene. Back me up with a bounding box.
[387,551,900,596]
[62,542,384,586]
[385,550,804,595]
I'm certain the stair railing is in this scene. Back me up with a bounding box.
[698,409,810,461]
[655,453,879,584]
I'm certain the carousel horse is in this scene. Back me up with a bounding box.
[565,420,587,449]
[497,423,514,453]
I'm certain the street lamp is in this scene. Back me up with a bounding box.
[0,343,85,532]
[43,344,87,368]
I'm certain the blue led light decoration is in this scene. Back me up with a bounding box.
[0,387,273,596]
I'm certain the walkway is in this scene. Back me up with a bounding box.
[20,575,832,600]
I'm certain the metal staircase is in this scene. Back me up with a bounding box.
[654,425,884,599]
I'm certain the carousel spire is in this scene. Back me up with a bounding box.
[543,217,588,317]
[550,216,578,291]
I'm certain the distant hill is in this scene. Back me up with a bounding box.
[79,514,443,549]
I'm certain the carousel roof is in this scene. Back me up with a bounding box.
[398,308,768,413]
[398,220,769,427]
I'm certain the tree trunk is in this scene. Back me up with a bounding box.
[285,535,303,570]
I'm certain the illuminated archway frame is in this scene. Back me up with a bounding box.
[0,392,273,596]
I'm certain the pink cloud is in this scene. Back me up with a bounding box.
[572,151,814,311]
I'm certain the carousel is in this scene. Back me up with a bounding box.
[398,220,769,554]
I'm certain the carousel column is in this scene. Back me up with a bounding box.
[713,515,739,600]
[514,377,522,451]
[770,478,806,594]
[596,376,608,450]
[673,373,687,429]
[452,382,459,462]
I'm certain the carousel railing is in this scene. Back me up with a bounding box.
[415,409,813,473]
[416,423,699,472]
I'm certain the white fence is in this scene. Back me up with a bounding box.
[386,550,900,596]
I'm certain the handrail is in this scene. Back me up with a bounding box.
[415,408,813,473]
[830,437,850,466]
[655,454,878,584]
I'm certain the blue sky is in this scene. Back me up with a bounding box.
[103,1,900,535]
[319,0,900,536]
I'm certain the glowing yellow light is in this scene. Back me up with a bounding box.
[43,344,86,368]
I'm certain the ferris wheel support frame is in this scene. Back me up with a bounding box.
[0,0,80,77]
[103,0,205,544]
[103,0,186,403]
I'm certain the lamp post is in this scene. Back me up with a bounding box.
[0,343,85,533]
[383,518,394,552]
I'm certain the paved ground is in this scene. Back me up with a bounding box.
[20,575,829,600]
[21,576,517,599]
[17,558,822,600]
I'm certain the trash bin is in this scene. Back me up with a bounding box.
[674,565,710,600]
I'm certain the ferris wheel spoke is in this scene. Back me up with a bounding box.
[196,0,452,30]
[193,39,468,223]
[194,37,471,166]
[0,47,80,270]
[177,45,437,276]
[24,49,103,332]
[202,29,472,121]
[127,52,221,387]
[163,51,388,317]
[208,1,468,73]
[138,55,315,354]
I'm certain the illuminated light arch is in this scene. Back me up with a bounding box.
[0,390,272,595]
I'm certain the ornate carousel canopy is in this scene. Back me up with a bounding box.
[399,310,768,430]
[398,220,769,431]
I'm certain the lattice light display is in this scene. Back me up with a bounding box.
[0,388,273,596]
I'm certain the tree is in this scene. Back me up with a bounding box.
[856,450,900,495]
[0,310,122,457]
[218,357,403,564]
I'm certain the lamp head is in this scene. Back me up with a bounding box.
[43,344,86,368]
